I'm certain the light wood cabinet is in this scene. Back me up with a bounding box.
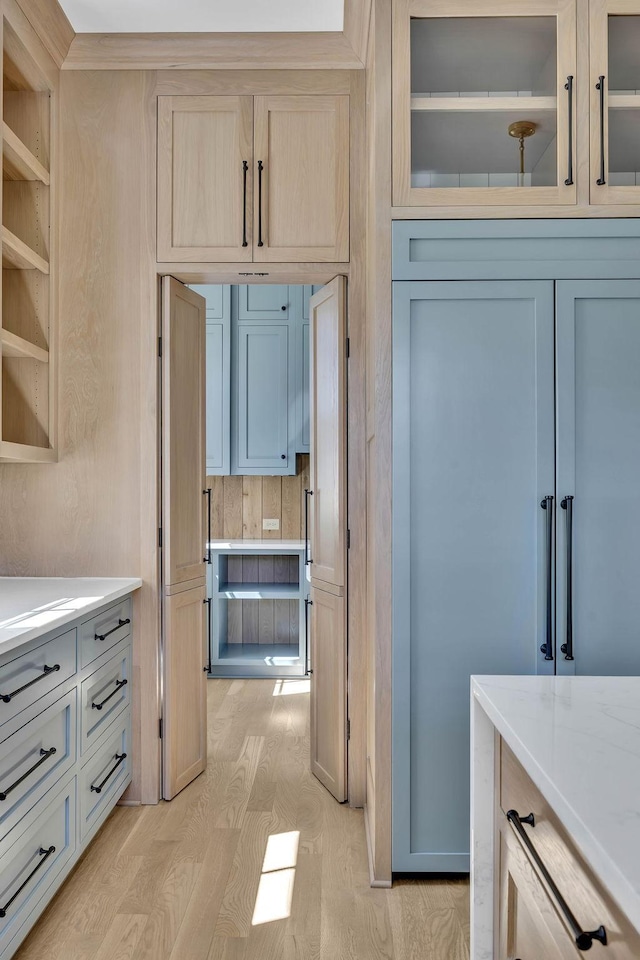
[0,1,57,462]
[309,584,347,802]
[393,0,640,212]
[158,94,349,263]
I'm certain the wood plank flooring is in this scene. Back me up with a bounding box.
[14,679,470,960]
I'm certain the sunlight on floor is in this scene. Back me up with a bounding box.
[272,679,311,697]
[251,831,300,926]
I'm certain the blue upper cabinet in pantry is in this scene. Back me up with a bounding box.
[189,285,231,476]
[237,284,290,319]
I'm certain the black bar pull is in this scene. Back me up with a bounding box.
[561,496,575,660]
[257,160,264,247]
[507,809,607,951]
[91,678,127,711]
[204,597,212,674]
[90,753,127,794]
[0,845,56,917]
[0,747,57,802]
[596,76,606,185]
[304,598,313,676]
[95,619,130,642]
[241,160,249,247]
[0,664,60,704]
[203,488,212,563]
[540,496,554,661]
[564,76,574,186]
[304,489,313,566]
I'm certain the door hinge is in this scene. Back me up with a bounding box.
[346,719,351,740]
[346,529,351,549]
[158,527,163,548]
[159,718,163,739]
[346,337,350,358]
[158,336,162,358]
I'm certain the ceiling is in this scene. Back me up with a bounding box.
[58,0,345,33]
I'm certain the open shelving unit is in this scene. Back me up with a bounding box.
[0,4,57,462]
[207,541,308,678]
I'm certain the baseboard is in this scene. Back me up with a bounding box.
[117,799,142,806]
[364,803,392,888]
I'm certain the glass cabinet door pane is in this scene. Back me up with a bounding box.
[608,16,640,93]
[607,16,640,188]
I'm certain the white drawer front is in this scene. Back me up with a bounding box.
[0,691,76,842]
[79,716,130,843]
[0,777,76,958]
[0,631,76,729]
[80,645,131,755]
[79,599,132,669]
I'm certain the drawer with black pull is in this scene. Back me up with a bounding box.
[0,631,76,730]
[500,740,640,958]
[0,691,75,843]
[0,775,76,959]
[80,644,131,755]
[79,598,132,669]
[79,716,130,844]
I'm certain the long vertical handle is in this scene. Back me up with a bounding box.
[304,598,313,676]
[304,489,313,566]
[596,76,606,185]
[203,489,212,564]
[540,496,554,661]
[561,496,575,661]
[204,597,212,674]
[564,76,574,186]
[241,160,249,248]
[257,160,264,247]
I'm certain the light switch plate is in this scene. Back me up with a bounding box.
[263,518,280,531]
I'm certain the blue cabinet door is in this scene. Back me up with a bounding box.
[190,285,231,476]
[232,323,294,475]
[392,280,555,873]
[556,281,640,677]
[237,284,290,320]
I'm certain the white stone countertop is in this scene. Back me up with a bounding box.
[0,577,143,655]
[208,539,305,550]
[472,675,640,932]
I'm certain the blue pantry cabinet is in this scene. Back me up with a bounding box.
[190,285,231,476]
[392,221,640,874]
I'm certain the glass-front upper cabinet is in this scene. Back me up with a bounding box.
[393,0,577,207]
[590,1,640,204]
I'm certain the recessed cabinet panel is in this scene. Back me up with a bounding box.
[157,96,253,262]
[233,323,293,474]
[237,284,290,320]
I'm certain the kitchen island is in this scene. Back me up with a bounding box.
[0,577,141,959]
[471,676,640,960]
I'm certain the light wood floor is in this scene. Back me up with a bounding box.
[15,678,470,960]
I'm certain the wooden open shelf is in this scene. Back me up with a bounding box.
[410,96,557,112]
[1,328,48,362]
[0,439,55,462]
[2,225,49,273]
[2,122,50,184]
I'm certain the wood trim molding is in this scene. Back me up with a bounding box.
[62,30,363,70]
[343,0,371,64]
[14,0,74,67]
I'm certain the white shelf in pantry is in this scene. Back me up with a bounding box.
[218,582,300,600]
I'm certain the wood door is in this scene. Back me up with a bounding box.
[162,277,206,588]
[309,277,347,588]
[163,583,207,799]
[310,584,347,801]
[253,96,349,263]
[589,0,640,205]
[157,96,253,262]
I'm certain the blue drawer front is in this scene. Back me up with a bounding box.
[79,599,132,670]
[0,632,76,730]
[80,645,131,755]
[79,714,130,844]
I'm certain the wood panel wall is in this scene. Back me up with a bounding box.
[206,454,309,541]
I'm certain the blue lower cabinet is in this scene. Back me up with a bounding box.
[0,775,76,959]
[80,643,131,755]
[79,715,130,844]
[0,631,76,731]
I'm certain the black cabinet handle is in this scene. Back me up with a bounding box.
[257,160,264,247]
[204,597,212,675]
[304,598,313,676]
[564,76,574,186]
[561,496,575,660]
[90,753,127,794]
[540,496,554,661]
[0,845,56,917]
[1,664,60,704]
[507,809,607,951]
[304,489,313,566]
[596,76,606,185]
[0,747,57,802]
[203,488,212,563]
[91,678,127,711]
[95,618,130,642]
[242,160,249,247]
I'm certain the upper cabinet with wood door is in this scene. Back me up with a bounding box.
[158,95,349,263]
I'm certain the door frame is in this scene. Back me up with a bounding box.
[156,264,367,810]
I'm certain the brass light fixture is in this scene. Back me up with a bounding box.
[508,120,537,187]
